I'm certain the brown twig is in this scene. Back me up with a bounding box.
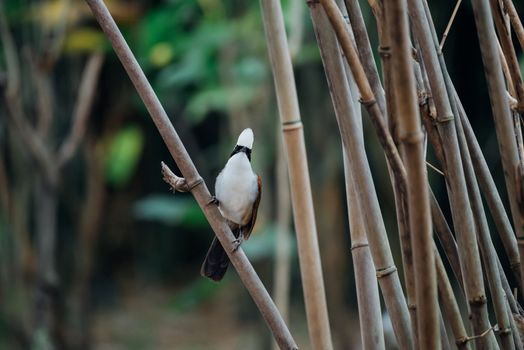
[58,53,105,167]
[439,0,463,51]
[500,0,524,54]
[83,0,297,348]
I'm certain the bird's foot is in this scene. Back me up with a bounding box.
[208,196,220,206]
[231,233,244,253]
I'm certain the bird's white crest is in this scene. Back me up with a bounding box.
[236,128,254,149]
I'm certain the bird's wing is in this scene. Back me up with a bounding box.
[241,175,262,240]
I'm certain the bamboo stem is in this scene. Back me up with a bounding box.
[309,3,413,348]
[490,0,524,112]
[407,1,496,347]
[436,248,472,350]
[469,0,524,303]
[344,150,385,350]
[383,0,438,347]
[500,0,524,52]
[456,105,515,349]
[258,0,333,348]
[83,1,297,348]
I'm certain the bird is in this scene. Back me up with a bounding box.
[201,128,262,281]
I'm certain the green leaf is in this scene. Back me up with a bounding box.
[133,195,207,229]
[105,125,144,188]
[186,85,257,123]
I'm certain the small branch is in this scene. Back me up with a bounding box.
[58,53,105,167]
[439,0,463,51]
[161,162,190,193]
[501,0,524,52]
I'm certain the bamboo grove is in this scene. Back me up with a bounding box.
[84,0,524,349]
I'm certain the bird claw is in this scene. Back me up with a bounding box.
[231,233,244,253]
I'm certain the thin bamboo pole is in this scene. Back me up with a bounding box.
[436,248,472,350]
[309,3,413,349]
[456,109,515,349]
[83,1,297,348]
[469,0,524,298]
[407,1,496,347]
[501,0,524,52]
[344,150,385,350]
[344,3,417,341]
[490,0,524,112]
[307,5,384,348]
[258,0,333,348]
[383,0,438,347]
[455,88,522,290]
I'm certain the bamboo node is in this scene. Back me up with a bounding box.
[455,336,469,346]
[407,303,417,310]
[375,265,397,278]
[468,294,487,306]
[350,242,369,251]
[436,114,455,123]
[399,131,424,144]
[378,46,391,58]
[282,120,303,132]
[497,326,512,335]
[358,97,377,108]
[187,177,204,191]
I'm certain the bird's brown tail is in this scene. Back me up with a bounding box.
[201,237,230,281]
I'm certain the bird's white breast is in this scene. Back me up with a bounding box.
[215,153,258,225]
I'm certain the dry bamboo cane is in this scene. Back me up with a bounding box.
[344,2,417,340]
[456,109,515,349]
[423,0,523,294]
[344,150,385,350]
[407,1,496,347]
[383,0,438,347]
[83,1,297,348]
[308,3,413,349]
[258,0,333,348]
[469,0,524,298]
[436,248,472,350]
[490,0,524,112]
[500,0,524,52]
[454,89,522,290]
[344,4,420,346]
[308,5,385,348]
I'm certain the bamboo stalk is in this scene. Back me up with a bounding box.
[454,88,522,291]
[456,106,515,349]
[383,0,438,347]
[407,1,496,347]
[436,248,472,350]
[83,1,297,348]
[501,0,524,52]
[344,150,385,350]
[469,0,524,299]
[308,3,413,348]
[345,3,417,341]
[309,7,384,347]
[258,0,333,348]
[490,0,524,112]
